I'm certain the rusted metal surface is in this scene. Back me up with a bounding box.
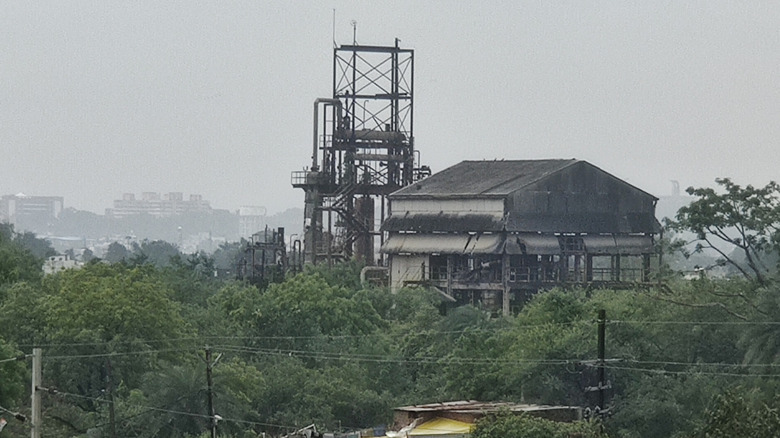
[381,213,504,232]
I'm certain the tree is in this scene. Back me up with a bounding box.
[12,229,56,259]
[0,223,46,285]
[472,410,605,438]
[131,239,182,268]
[211,240,245,278]
[248,272,383,339]
[104,241,130,263]
[669,178,780,285]
[0,337,26,408]
[688,390,780,438]
[37,263,192,429]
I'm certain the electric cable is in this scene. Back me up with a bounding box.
[48,389,298,430]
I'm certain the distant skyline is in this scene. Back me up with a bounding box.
[3,2,780,214]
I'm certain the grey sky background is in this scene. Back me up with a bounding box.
[3,2,779,214]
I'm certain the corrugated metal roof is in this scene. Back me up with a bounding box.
[505,234,561,255]
[391,160,578,198]
[380,234,503,254]
[383,233,657,255]
[381,213,504,233]
[505,213,662,234]
[395,400,579,415]
[408,418,474,436]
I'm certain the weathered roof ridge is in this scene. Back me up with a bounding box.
[476,159,579,194]
[392,159,581,198]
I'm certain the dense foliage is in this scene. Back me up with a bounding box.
[473,411,605,438]
[2,211,780,437]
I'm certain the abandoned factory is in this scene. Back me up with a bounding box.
[380,159,662,315]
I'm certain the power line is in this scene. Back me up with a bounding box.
[0,405,26,422]
[16,322,596,348]
[32,343,780,370]
[42,347,199,361]
[610,319,780,326]
[0,354,29,364]
[626,359,780,368]
[215,345,578,365]
[602,364,780,378]
[47,389,297,430]
[20,319,780,350]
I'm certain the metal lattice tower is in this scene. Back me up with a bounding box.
[292,39,429,266]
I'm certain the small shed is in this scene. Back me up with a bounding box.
[392,400,583,432]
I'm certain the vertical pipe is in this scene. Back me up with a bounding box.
[380,196,385,265]
[327,210,333,267]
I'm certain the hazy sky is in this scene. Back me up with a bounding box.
[3,2,779,214]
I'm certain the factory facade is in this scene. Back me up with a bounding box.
[381,159,662,315]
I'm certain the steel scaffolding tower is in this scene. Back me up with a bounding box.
[292,40,429,266]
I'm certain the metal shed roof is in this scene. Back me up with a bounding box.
[380,233,503,254]
[505,234,561,255]
[391,160,578,198]
[381,213,505,233]
[391,159,658,201]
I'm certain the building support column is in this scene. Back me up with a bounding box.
[574,255,582,282]
[586,254,593,282]
[446,255,453,296]
[502,254,510,316]
[560,255,569,282]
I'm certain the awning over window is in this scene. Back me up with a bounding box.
[614,235,655,254]
[382,233,654,255]
[381,233,503,254]
[506,234,561,255]
[582,235,654,255]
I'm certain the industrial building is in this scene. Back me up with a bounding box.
[381,159,662,315]
[290,41,662,315]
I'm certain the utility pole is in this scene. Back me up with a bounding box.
[205,348,216,438]
[597,309,606,413]
[202,347,222,438]
[106,358,117,438]
[31,348,41,438]
[583,310,611,421]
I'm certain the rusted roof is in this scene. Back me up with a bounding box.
[394,400,579,415]
[381,213,504,233]
[392,160,578,198]
[380,234,503,254]
[506,213,661,234]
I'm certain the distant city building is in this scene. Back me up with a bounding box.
[0,193,64,228]
[238,206,267,238]
[43,254,82,275]
[105,192,212,218]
